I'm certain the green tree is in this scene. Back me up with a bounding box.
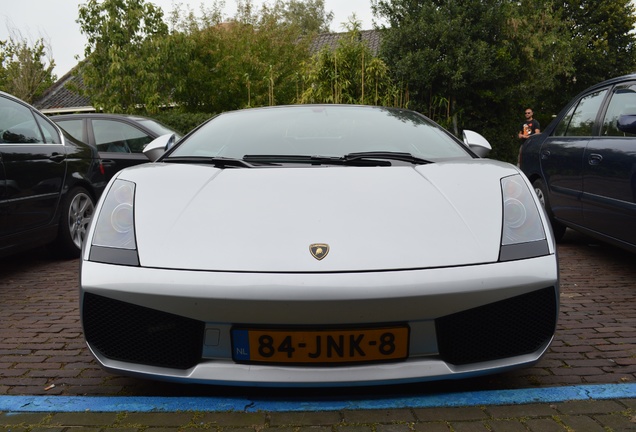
[373,0,573,162]
[280,0,334,34]
[301,19,401,106]
[545,0,636,111]
[75,0,332,114]
[0,33,56,103]
[165,0,321,112]
[77,0,169,113]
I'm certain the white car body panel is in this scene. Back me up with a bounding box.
[81,253,557,386]
[106,160,524,272]
[81,255,557,324]
[91,349,548,387]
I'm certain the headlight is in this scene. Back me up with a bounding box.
[499,175,549,262]
[88,179,139,266]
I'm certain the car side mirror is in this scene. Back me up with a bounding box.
[617,114,636,134]
[143,134,175,162]
[462,130,492,158]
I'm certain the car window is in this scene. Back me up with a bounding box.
[55,119,84,142]
[0,95,44,144]
[92,119,154,153]
[554,104,575,137]
[35,112,61,144]
[555,90,607,137]
[602,83,636,137]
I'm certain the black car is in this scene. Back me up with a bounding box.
[0,92,105,258]
[520,74,636,253]
[51,113,182,182]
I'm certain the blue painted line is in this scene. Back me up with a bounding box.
[1,384,635,412]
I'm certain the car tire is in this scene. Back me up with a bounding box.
[53,187,95,258]
[532,178,566,242]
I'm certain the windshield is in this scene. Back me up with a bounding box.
[167,105,472,161]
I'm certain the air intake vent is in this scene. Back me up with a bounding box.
[82,292,204,370]
[436,287,557,365]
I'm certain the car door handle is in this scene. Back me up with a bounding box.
[540,150,551,160]
[588,153,603,166]
[49,153,66,163]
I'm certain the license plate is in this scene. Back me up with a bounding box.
[231,326,409,364]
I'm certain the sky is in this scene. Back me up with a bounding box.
[0,0,379,78]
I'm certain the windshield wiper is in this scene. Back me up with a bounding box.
[166,156,256,168]
[243,154,340,164]
[343,151,433,165]
[243,152,433,166]
[243,154,392,166]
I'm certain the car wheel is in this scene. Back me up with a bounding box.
[532,178,566,242]
[54,187,95,258]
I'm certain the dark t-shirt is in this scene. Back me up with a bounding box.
[519,119,540,140]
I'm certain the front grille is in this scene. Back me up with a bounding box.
[435,287,557,365]
[82,292,204,370]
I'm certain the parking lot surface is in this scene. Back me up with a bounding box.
[1,230,635,430]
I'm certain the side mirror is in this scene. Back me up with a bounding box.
[143,134,175,162]
[617,114,636,134]
[462,130,492,158]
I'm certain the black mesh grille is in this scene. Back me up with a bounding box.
[82,292,204,370]
[435,287,557,365]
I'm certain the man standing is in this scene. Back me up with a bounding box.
[518,108,540,165]
[518,108,541,141]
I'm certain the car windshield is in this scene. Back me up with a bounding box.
[167,105,472,162]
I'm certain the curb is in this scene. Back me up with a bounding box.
[2,383,635,412]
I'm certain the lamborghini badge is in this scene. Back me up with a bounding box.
[309,243,329,260]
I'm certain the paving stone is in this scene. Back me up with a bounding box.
[335,426,373,432]
[620,399,636,410]
[269,411,341,426]
[412,407,488,422]
[123,412,195,427]
[485,403,557,418]
[297,426,332,432]
[0,413,50,425]
[199,411,268,427]
[559,410,602,432]
[341,409,415,424]
[524,418,567,432]
[593,412,636,430]
[49,412,119,426]
[486,419,529,432]
[411,422,450,432]
[555,400,625,415]
[375,423,413,432]
[30,428,65,432]
[448,421,491,432]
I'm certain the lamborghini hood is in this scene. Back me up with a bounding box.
[114,161,519,272]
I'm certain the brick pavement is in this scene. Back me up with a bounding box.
[1,230,636,430]
[1,399,636,431]
[1,229,635,396]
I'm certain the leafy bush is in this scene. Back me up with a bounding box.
[151,111,215,135]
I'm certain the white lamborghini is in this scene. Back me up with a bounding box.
[80,105,559,387]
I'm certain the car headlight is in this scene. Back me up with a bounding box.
[88,179,139,266]
[499,175,550,262]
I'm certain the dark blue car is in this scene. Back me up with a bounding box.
[520,74,636,253]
